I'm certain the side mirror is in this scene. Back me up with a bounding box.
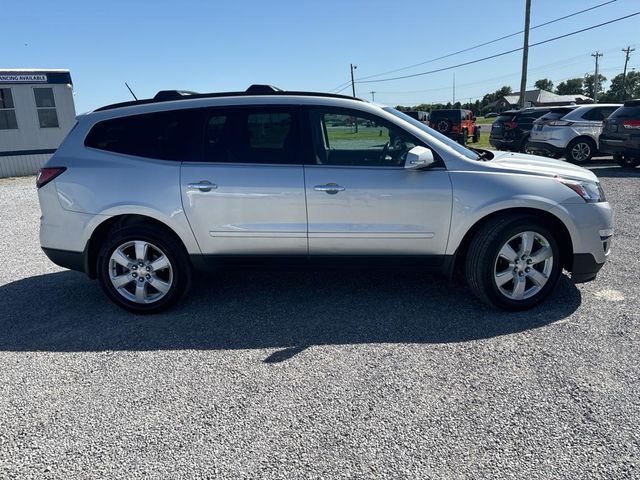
[405,146,435,169]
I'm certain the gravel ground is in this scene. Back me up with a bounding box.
[0,166,638,479]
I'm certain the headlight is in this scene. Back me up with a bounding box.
[558,178,606,203]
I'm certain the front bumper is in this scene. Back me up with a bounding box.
[571,253,605,283]
[42,247,87,274]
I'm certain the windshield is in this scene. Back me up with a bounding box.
[384,107,479,160]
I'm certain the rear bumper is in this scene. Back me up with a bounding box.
[598,137,640,156]
[571,253,605,283]
[525,141,565,158]
[42,247,86,274]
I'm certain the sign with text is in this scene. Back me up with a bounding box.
[0,74,48,83]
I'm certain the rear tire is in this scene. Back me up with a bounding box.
[465,216,562,311]
[566,138,595,164]
[473,128,480,143]
[97,224,191,313]
[615,154,640,168]
[459,130,468,146]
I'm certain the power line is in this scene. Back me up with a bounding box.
[357,11,640,85]
[355,0,618,82]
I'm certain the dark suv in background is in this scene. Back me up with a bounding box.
[489,107,552,153]
[599,99,640,168]
[429,109,479,145]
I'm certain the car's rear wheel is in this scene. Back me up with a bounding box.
[519,135,531,153]
[566,138,595,164]
[460,130,468,146]
[465,216,561,310]
[473,128,480,143]
[614,154,640,168]
[97,224,191,313]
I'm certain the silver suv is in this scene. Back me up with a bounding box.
[37,85,613,313]
[527,104,621,163]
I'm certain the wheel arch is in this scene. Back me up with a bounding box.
[85,214,191,278]
[450,207,574,278]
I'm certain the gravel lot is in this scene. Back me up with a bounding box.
[0,165,638,479]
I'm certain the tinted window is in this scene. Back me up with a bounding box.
[203,107,300,164]
[582,107,619,122]
[310,107,421,167]
[85,109,203,160]
[609,106,640,119]
[34,87,59,128]
[0,88,17,129]
[538,110,573,122]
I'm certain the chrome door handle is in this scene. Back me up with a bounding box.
[187,181,217,192]
[314,183,345,194]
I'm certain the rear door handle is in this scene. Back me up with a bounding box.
[314,183,345,195]
[187,180,217,192]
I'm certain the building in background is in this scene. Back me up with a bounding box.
[484,89,594,114]
[0,69,76,178]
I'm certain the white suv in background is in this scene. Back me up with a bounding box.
[37,86,613,313]
[527,104,621,164]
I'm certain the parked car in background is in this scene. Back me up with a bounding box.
[526,104,620,164]
[599,99,640,168]
[484,112,498,118]
[37,85,613,313]
[428,109,479,145]
[404,110,429,123]
[489,107,553,153]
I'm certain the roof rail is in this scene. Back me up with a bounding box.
[94,84,363,112]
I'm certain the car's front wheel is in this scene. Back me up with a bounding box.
[97,224,191,313]
[465,216,561,310]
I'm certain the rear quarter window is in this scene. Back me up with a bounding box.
[85,109,204,161]
[610,106,640,119]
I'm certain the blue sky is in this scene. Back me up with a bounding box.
[3,0,639,112]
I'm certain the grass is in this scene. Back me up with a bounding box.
[475,116,497,125]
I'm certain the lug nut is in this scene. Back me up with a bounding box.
[527,259,532,264]
[146,266,151,271]
[519,272,524,277]
[132,265,137,270]
[145,274,151,279]
[525,267,530,273]
[138,277,144,282]
[138,263,143,268]
[132,272,137,278]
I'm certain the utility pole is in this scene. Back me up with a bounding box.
[350,64,357,98]
[452,72,456,104]
[518,0,532,108]
[369,91,376,102]
[622,46,635,100]
[591,51,603,103]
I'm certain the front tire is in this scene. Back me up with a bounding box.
[459,130,468,146]
[97,224,191,313]
[566,138,595,164]
[465,216,561,310]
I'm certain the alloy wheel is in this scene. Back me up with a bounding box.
[493,231,554,300]
[108,240,173,304]
[570,142,591,162]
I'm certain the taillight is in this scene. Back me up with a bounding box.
[505,121,518,130]
[623,119,640,129]
[36,167,66,189]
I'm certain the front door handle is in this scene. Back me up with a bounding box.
[187,180,217,192]
[314,183,345,195]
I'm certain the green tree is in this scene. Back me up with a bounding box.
[556,78,584,95]
[602,71,640,101]
[582,73,607,99]
[534,78,554,91]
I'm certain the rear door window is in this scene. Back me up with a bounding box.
[202,106,302,164]
[85,109,204,161]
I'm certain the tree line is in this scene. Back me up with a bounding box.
[396,70,639,116]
